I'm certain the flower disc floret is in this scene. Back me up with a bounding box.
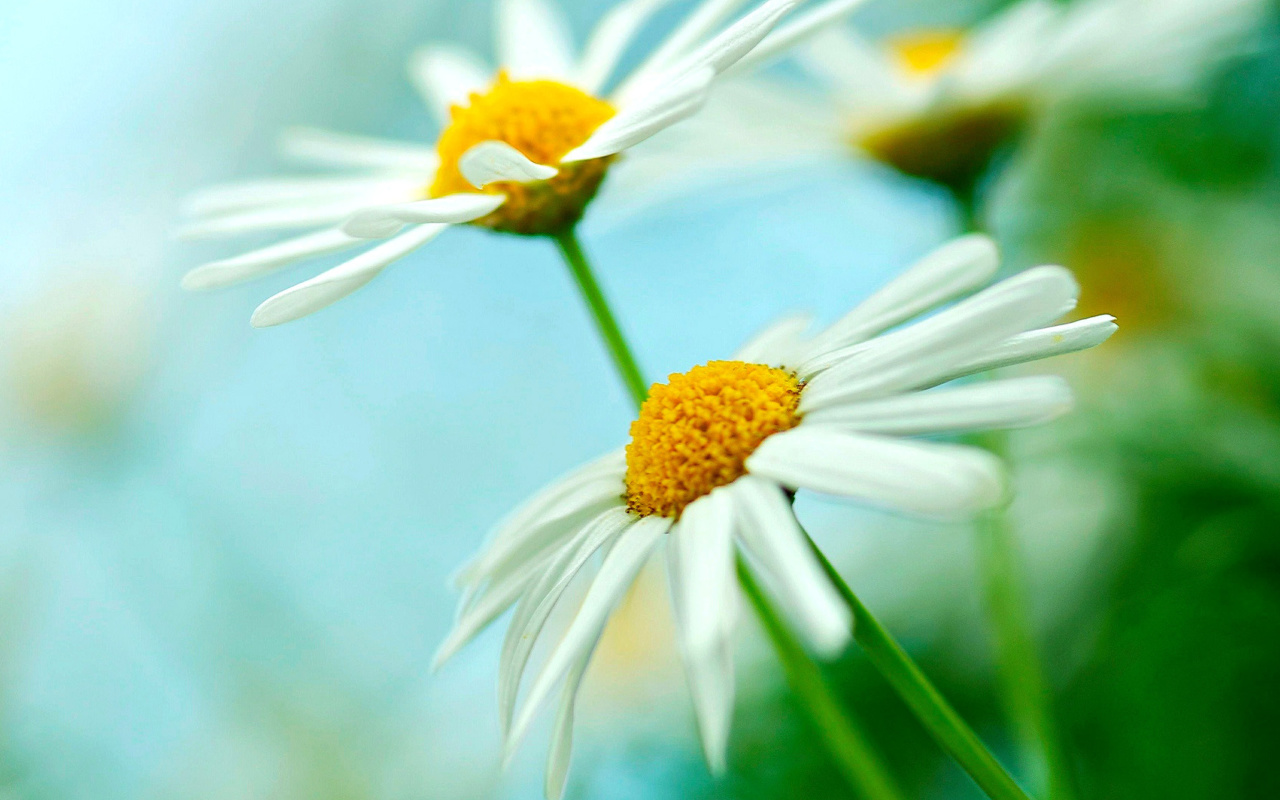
[625,361,802,518]
[431,74,616,235]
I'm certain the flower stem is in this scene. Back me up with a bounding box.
[738,556,907,800]
[553,228,649,410]
[806,533,1034,800]
[553,227,900,796]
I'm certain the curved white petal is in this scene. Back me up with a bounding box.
[459,141,559,188]
[432,551,557,671]
[505,515,668,756]
[798,234,1000,371]
[729,476,850,656]
[249,223,447,328]
[341,194,506,239]
[409,44,492,120]
[725,0,868,77]
[172,199,375,240]
[181,228,361,291]
[747,426,1005,517]
[279,127,439,171]
[804,376,1075,436]
[577,0,678,93]
[497,0,576,80]
[614,0,751,105]
[562,67,714,163]
[181,176,424,219]
[545,641,594,800]
[666,0,799,80]
[733,312,813,367]
[935,315,1119,385]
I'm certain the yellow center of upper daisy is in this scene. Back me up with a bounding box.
[430,73,617,235]
[888,30,964,76]
[625,361,802,518]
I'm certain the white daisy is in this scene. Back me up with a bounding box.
[177,0,865,327]
[642,0,1265,190]
[434,233,1117,797]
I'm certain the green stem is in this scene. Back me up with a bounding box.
[553,227,899,796]
[738,556,907,800]
[807,535,1034,800]
[553,228,649,410]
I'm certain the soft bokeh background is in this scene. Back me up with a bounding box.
[0,0,1277,798]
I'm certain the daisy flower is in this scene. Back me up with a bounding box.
[177,0,863,327]
[434,233,1117,796]
[645,0,1265,192]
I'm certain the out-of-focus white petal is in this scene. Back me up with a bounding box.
[409,44,493,120]
[341,194,506,238]
[497,0,576,80]
[805,376,1075,435]
[562,67,714,162]
[665,0,798,80]
[798,28,905,111]
[459,141,559,188]
[249,223,447,328]
[577,0,678,93]
[545,640,594,800]
[936,315,1119,384]
[172,199,377,240]
[180,176,424,219]
[747,426,1006,516]
[279,127,439,170]
[614,0,750,105]
[181,228,361,291]
[732,312,812,368]
[725,0,868,76]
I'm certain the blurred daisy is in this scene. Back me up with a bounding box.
[650,0,1265,192]
[178,0,862,327]
[434,234,1117,797]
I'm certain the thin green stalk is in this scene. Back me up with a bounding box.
[739,556,907,800]
[553,228,649,409]
[807,533,1034,800]
[553,228,899,796]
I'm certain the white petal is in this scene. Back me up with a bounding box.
[545,641,594,800]
[497,507,639,738]
[408,44,492,120]
[798,234,1000,371]
[724,0,868,77]
[459,141,559,188]
[667,0,799,79]
[341,194,506,239]
[732,312,813,368]
[747,426,1005,517]
[181,176,425,219]
[729,476,850,656]
[614,0,750,105]
[249,223,447,327]
[797,28,904,109]
[805,376,1075,436]
[172,199,377,240]
[936,315,1119,385]
[279,127,439,171]
[181,228,361,291]
[562,66,715,162]
[496,0,576,80]
[576,0,678,93]
[506,515,668,756]
[799,266,1080,410]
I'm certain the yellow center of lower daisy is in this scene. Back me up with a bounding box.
[625,361,802,518]
[888,30,964,76]
[430,73,617,235]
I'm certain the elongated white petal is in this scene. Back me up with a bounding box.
[173,199,375,240]
[800,266,1080,410]
[181,228,361,291]
[459,141,559,188]
[798,28,903,108]
[409,44,492,120]
[341,194,506,238]
[725,0,868,76]
[577,0,678,93]
[936,315,1119,385]
[730,476,850,656]
[497,507,638,738]
[506,515,668,756]
[668,0,799,79]
[799,235,1000,371]
[546,640,595,800]
[279,127,439,170]
[181,176,424,219]
[562,67,714,162]
[675,623,734,773]
[614,0,750,105]
[733,312,812,367]
[250,223,447,327]
[497,0,576,80]
[747,426,1005,516]
[805,376,1075,436]
[432,550,556,671]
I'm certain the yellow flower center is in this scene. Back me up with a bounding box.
[888,30,964,76]
[430,73,617,235]
[625,361,802,518]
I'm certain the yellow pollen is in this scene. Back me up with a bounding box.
[430,73,616,235]
[625,361,802,518]
[888,30,964,76]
